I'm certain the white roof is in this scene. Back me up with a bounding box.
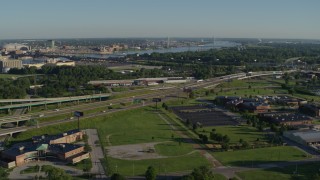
[292,130,320,143]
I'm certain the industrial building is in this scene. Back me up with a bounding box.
[88,80,134,86]
[284,129,320,150]
[299,104,320,117]
[259,113,312,126]
[0,129,89,168]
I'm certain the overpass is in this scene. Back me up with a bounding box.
[0,70,296,136]
[0,94,111,111]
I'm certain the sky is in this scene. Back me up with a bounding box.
[0,0,319,39]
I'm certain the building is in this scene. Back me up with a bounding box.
[32,129,84,144]
[237,102,270,113]
[299,104,320,117]
[0,43,29,52]
[88,80,134,86]
[0,59,23,73]
[259,113,312,126]
[55,60,75,67]
[0,129,89,168]
[276,95,307,107]
[47,40,55,49]
[284,129,320,150]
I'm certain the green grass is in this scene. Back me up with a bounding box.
[214,87,287,97]
[20,165,40,174]
[237,161,320,180]
[200,125,268,144]
[164,98,201,107]
[11,106,211,176]
[107,152,210,176]
[154,141,193,156]
[212,173,227,180]
[0,74,22,79]
[213,146,309,166]
[12,107,176,146]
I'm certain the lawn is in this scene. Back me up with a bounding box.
[213,146,309,166]
[236,161,320,180]
[0,74,22,79]
[214,87,287,97]
[107,151,210,176]
[154,141,194,156]
[12,107,177,146]
[20,165,40,174]
[200,125,268,144]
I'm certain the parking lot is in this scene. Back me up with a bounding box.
[171,105,239,126]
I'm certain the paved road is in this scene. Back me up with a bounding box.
[86,129,107,179]
[8,161,83,180]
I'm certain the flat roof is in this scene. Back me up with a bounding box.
[291,130,320,143]
[88,80,134,84]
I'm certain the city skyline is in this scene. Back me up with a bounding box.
[1,0,319,40]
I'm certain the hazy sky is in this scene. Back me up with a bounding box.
[1,0,319,39]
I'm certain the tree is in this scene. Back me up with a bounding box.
[242,141,249,149]
[190,166,214,180]
[111,173,126,180]
[145,166,157,180]
[192,123,198,130]
[45,166,72,180]
[189,91,195,99]
[0,167,8,180]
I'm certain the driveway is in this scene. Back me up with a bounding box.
[85,129,107,179]
[9,161,83,180]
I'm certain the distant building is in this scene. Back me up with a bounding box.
[259,113,312,126]
[237,102,270,113]
[0,59,23,73]
[47,40,55,49]
[88,80,134,86]
[276,95,307,107]
[299,104,320,117]
[0,43,29,52]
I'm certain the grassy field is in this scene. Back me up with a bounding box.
[13,107,177,146]
[154,141,194,156]
[11,105,213,176]
[237,161,320,180]
[200,125,268,144]
[107,152,210,176]
[213,146,309,166]
[0,74,22,79]
[214,87,288,97]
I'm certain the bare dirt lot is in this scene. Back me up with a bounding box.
[106,142,167,160]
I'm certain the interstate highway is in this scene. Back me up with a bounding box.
[0,71,286,135]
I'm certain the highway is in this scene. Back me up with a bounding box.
[0,71,287,136]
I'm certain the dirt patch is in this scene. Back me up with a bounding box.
[106,142,168,160]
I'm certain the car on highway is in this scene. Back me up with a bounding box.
[38,114,44,117]
[54,109,60,111]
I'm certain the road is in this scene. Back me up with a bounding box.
[85,129,107,179]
